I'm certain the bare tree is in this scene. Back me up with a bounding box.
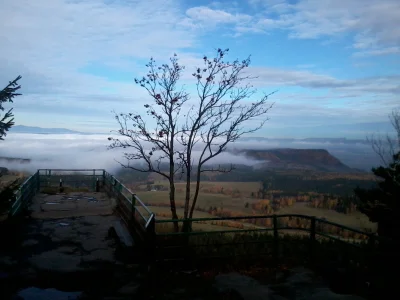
[366,109,400,189]
[108,54,187,231]
[178,48,274,230]
[0,76,22,140]
[109,48,275,232]
[367,109,400,167]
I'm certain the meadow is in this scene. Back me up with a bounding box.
[135,180,376,234]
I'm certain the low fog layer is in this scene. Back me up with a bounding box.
[0,133,380,174]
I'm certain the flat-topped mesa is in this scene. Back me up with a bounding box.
[239,148,354,172]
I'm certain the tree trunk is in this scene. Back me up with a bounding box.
[169,138,179,232]
[188,166,202,220]
[169,177,179,232]
[181,170,192,232]
[183,164,191,219]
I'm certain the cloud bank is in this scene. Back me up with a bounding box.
[0,133,380,174]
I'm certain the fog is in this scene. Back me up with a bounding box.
[0,133,380,174]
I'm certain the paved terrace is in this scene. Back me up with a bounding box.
[0,172,143,299]
[25,191,121,274]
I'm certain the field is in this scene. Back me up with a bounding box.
[135,180,376,233]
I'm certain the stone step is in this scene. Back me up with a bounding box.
[113,220,134,248]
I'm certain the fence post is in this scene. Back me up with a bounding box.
[367,234,376,266]
[273,215,279,264]
[146,214,157,272]
[59,178,63,192]
[36,171,40,192]
[96,178,100,192]
[131,194,136,222]
[310,217,316,264]
[92,169,96,191]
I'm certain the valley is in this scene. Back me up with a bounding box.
[1,148,379,235]
[117,155,379,238]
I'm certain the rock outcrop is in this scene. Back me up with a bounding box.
[214,267,365,300]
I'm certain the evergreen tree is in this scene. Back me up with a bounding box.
[0,76,22,140]
[354,151,400,240]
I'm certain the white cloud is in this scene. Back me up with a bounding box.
[0,0,201,130]
[353,47,400,58]
[190,0,400,57]
[267,0,400,56]
[181,6,253,31]
[0,133,382,173]
[1,0,398,135]
[0,0,195,108]
[186,6,251,24]
[246,66,400,95]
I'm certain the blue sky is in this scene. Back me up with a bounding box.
[1,0,399,138]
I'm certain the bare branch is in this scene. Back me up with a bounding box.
[109,48,276,231]
[367,108,400,188]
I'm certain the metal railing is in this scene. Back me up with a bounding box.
[9,171,40,217]
[9,170,395,267]
[8,169,155,236]
[38,169,105,191]
[152,214,395,268]
[151,214,396,297]
[102,170,154,236]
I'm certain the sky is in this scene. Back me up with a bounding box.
[1,0,399,139]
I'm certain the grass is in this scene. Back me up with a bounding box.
[277,202,376,232]
[141,181,261,194]
[135,180,376,233]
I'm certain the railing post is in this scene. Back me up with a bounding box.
[96,178,100,192]
[273,214,279,264]
[113,177,117,192]
[310,217,316,264]
[367,234,376,264]
[146,214,157,270]
[47,169,51,187]
[131,194,136,222]
[92,169,96,191]
[36,171,40,192]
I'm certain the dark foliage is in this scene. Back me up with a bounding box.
[0,76,22,140]
[354,151,400,240]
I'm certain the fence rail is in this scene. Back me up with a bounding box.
[151,213,395,273]
[8,169,395,284]
[102,170,154,237]
[9,171,40,217]
[7,169,155,237]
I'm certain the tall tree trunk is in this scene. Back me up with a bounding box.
[181,170,192,232]
[169,136,179,231]
[183,159,191,219]
[188,165,202,220]
[169,176,179,232]
[181,148,192,232]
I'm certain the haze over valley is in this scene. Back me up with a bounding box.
[0,126,384,173]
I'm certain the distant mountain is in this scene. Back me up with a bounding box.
[9,125,95,135]
[236,148,357,173]
[239,137,369,145]
[0,156,31,164]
